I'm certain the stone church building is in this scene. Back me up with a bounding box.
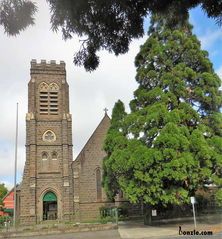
[18,60,116,225]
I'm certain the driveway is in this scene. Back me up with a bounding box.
[118,220,222,239]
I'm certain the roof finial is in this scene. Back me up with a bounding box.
[104,108,108,115]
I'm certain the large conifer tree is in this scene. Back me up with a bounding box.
[103,15,222,220]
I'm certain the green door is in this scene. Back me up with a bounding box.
[43,192,57,220]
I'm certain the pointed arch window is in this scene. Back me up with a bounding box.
[42,152,48,161]
[39,82,59,115]
[51,152,58,160]
[96,168,102,201]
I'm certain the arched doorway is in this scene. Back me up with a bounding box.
[43,191,57,220]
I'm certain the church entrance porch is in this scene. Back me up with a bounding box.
[43,192,57,220]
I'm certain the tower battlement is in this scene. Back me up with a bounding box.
[31,59,66,74]
[28,59,69,118]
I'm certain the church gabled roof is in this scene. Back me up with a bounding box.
[72,113,110,165]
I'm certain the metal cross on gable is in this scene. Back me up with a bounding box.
[104,108,108,114]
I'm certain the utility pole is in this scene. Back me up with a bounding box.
[13,103,18,227]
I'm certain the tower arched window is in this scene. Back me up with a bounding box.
[42,152,48,161]
[96,168,102,201]
[39,82,59,115]
[51,152,58,160]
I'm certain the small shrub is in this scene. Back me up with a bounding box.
[100,216,113,224]
[99,205,129,222]
[117,205,129,217]
[99,206,112,218]
[0,216,11,227]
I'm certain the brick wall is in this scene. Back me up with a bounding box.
[72,114,115,221]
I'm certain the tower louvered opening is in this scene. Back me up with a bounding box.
[39,82,59,115]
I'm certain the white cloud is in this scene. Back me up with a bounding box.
[216,65,222,90]
[216,65,222,79]
[199,29,222,49]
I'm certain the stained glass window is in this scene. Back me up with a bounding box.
[96,168,102,201]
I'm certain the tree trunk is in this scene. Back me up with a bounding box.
[143,204,152,225]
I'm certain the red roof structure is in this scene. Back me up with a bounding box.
[0,186,20,216]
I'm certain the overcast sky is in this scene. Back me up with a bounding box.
[0,1,221,189]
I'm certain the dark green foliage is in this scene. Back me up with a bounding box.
[103,15,222,208]
[46,0,222,71]
[47,0,146,71]
[0,183,7,207]
[2,0,222,71]
[0,0,37,35]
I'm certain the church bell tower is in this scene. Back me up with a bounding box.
[20,60,73,224]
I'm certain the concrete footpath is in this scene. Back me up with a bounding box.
[118,220,222,239]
